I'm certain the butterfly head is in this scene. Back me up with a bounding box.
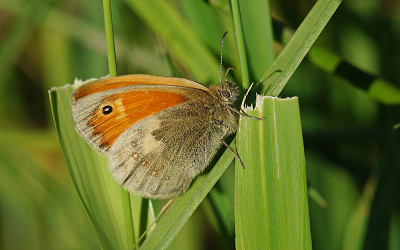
[218,80,239,105]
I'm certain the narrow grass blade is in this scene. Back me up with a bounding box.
[237,0,274,82]
[256,0,342,96]
[273,20,400,105]
[368,79,400,105]
[363,130,400,250]
[342,180,373,250]
[125,0,220,84]
[231,0,250,88]
[102,0,135,247]
[236,96,311,249]
[178,1,241,83]
[103,0,117,77]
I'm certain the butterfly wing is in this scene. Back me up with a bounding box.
[71,75,228,198]
[71,75,209,154]
[108,99,227,199]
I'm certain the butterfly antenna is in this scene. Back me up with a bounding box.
[219,31,229,84]
[223,66,236,83]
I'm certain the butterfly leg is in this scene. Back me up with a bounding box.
[220,128,245,169]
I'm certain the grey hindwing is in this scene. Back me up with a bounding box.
[107,101,225,199]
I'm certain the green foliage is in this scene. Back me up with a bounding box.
[1,0,400,249]
[236,96,311,249]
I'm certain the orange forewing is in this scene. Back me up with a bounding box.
[87,90,187,150]
[72,75,208,101]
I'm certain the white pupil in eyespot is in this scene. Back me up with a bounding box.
[102,105,113,115]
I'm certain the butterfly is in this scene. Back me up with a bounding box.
[70,32,263,199]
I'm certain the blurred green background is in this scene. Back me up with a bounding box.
[1,0,400,249]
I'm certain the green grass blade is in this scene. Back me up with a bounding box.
[236,96,311,249]
[125,0,220,84]
[273,20,400,105]
[231,0,250,88]
[102,0,135,247]
[49,81,146,250]
[103,0,118,77]
[256,0,342,96]
[179,1,230,53]
[237,0,274,82]
[207,179,235,237]
[342,181,372,250]
[368,79,400,105]
[362,130,400,250]
[178,1,241,84]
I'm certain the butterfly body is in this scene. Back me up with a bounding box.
[71,74,239,199]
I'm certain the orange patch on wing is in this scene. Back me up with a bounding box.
[72,75,208,101]
[87,90,187,150]
[73,79,135,101]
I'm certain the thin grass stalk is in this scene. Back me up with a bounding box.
[230,0,250,89]
[102,0,134,248]
[103,0,118,77]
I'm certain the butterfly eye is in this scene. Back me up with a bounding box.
[102,105,113,115]
[220,89,231,99]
